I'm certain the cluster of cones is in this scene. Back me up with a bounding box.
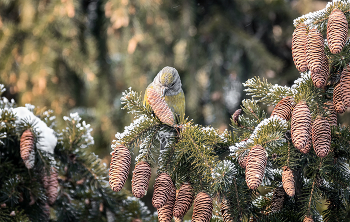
[109,145,213,222]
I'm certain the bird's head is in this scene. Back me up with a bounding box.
[154,66,182,96]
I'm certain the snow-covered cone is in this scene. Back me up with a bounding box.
[245,145,267,190]
[271,96,295,120]
[192,192,213,222]
[340,65,350,107]
[152,173,174,209]
[282,166,295,197]
[333,82,346,113]
[292,23,308,72]
[157,183,176,222]
[271,187,285,212]
[43,166,59,205]
[327,8,348,54]
[173,183,194,219]
[146,88,175,126]
[20,129,35,169]
[307,28,326,73]
[109,145,131,192]
[221,198,234,222]
[304,215,314,222]
[324,101,337,126]
[291,101,312,154]
[232,109,242,126]
[132,161,151,198]
[312,117,331,158]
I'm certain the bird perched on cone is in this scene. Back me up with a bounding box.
[144,66,185,124]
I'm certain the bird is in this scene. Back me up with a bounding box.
[143,66,185,124]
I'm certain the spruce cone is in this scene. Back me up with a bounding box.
[146,88,175,126]
[132,161,151,198]
[271,187,285,212]
[43,167,59,205]
[232,109,242,126]
[192,192,213,222]
[152,173,174,209]
[271,96,295,120]
[307,28,325,73]
[221,198,234,222]
[157,183,176,222]
[245,145,267,190]
[291,101,312,154]
[333,83,346,113]
[282,166,295,197]
[238,153,248,169]
[340,65,350,107]
[173,183,194,219]
[324,101,337,126]
[292,23,308,72]
[312,117,331,158]
[304,216,314,222]
[327,9,348,54]
[311,69,326,88]
[20,129,35,169]
[109,145,131,192]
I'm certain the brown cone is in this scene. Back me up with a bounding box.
[333,82,346,113]
[157,183,176,222]
[292,23,308,72]
[232,109,242,126]
[221,198,234,222]
[20,129,35,169]
[146,88,175,126]
[238,153,248,169]
[109,145,131,192]
[324,101,337,126]
[173,183,194,218]
[327,9,348,54]
[307,28,326,74]
[304,216,314,222]
[282,166,295,197]
[311,69,327,88]
[271,96,295,120]
[192,192,213,222]
[340,65,350,107]
[132,161,151,198]
[152,173,174,209]
[291,101,312,154]
[43,166,59,205]
[245,145,267,190]
[271,187,285,212]
[312,117,331,158]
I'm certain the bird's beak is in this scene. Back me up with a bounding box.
[161,86,168,97]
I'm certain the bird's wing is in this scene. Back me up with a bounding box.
[143,84,154,107]
[164,90,185,123]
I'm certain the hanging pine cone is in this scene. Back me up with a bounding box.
[291,101,312,154]
[238,153,248,169]
[324,101,337,126]
[327,9,348,54]
[43,166,59,205]
[292,23,308,72]
[192,192,213,222]
[221,198,234,222]
[282,166,295,197]
[20,129,35,169]
[157,183,176,222]
[245,145,267,190]
[173,183,194,219]
[307,28,325,73]
[132,161,151,198]
[271,187,285,212]
[152,173,174,209]
[340,65,350,107]
[271,96,295,120]
[311,70,327,88]
[109,145,131,192]
[146,88,175,126]
[303,216,314,222]
[312,116,331,158]
[232,109,242,126]
[333,82,346,113]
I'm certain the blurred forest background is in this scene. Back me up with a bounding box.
[0,0,332,216]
